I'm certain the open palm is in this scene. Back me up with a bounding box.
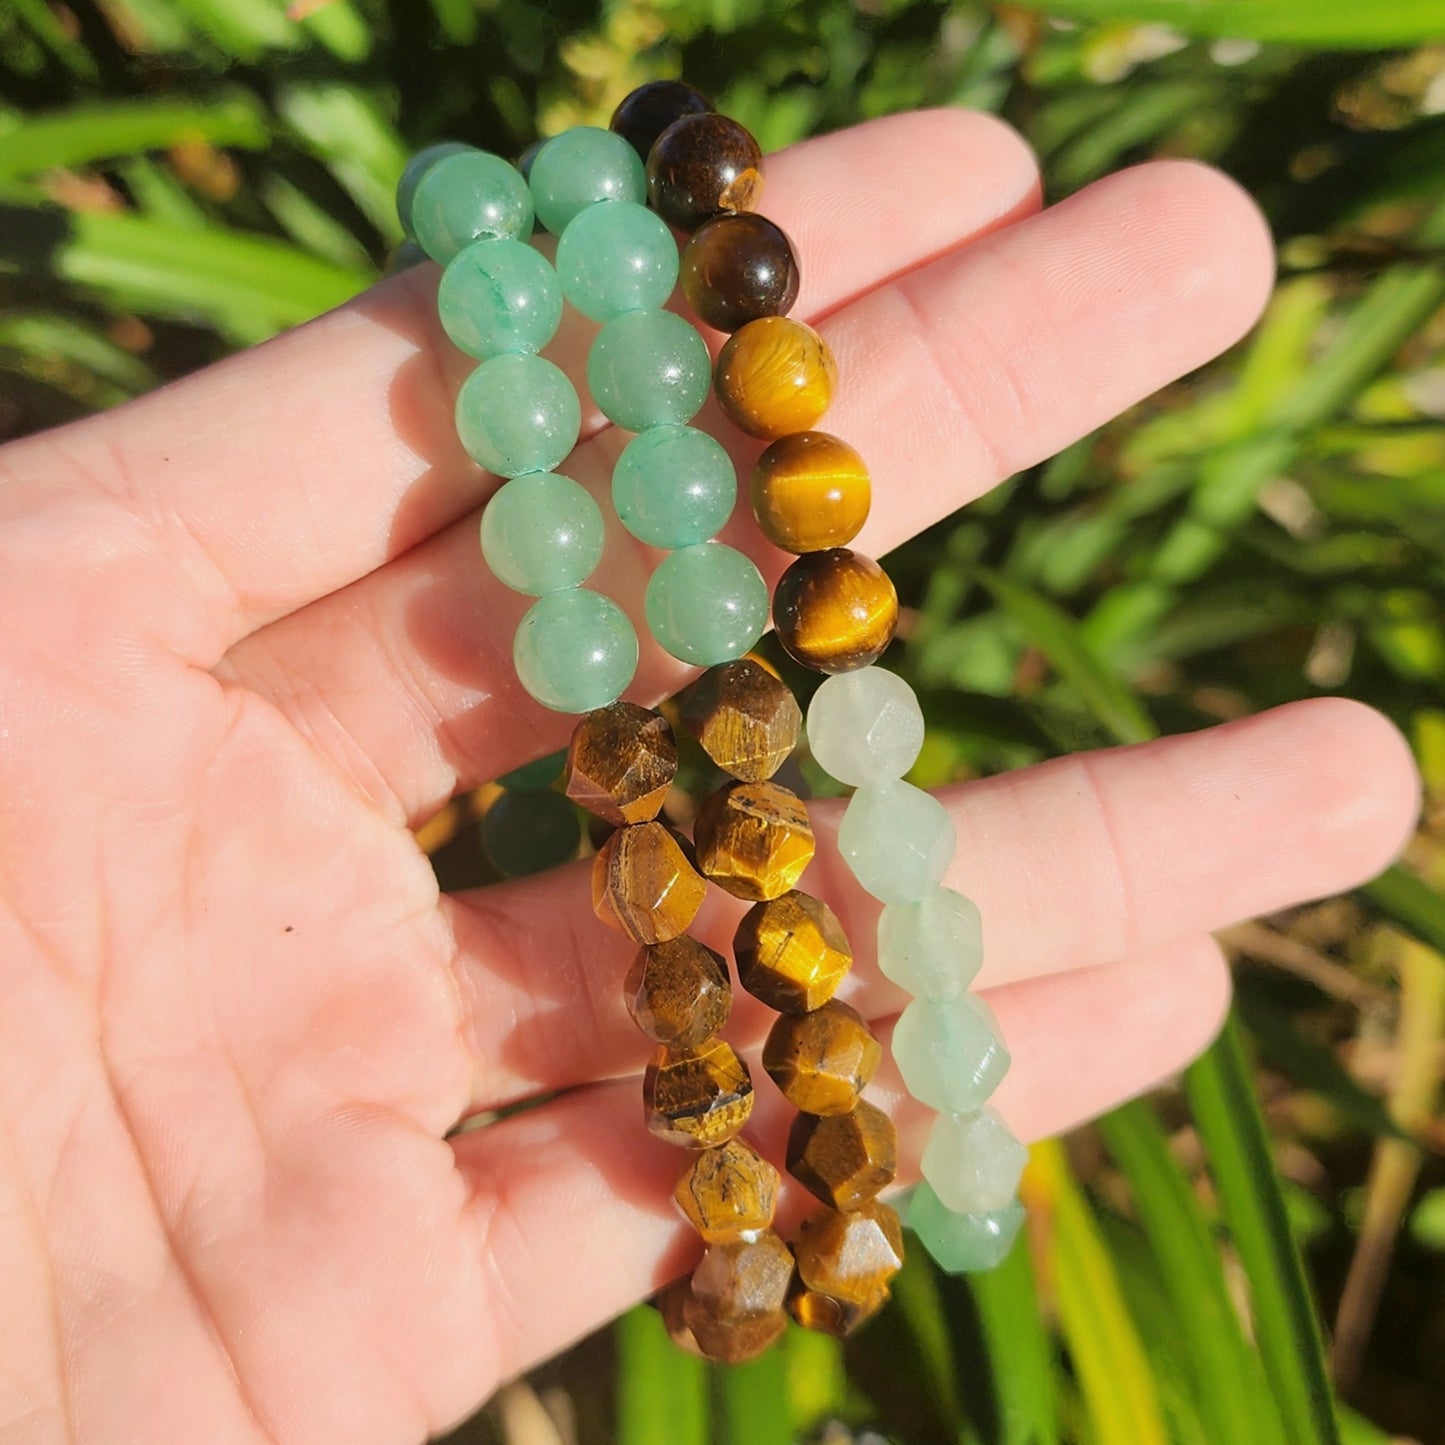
[0,111,1418,1444]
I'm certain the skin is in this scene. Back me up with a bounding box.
[0,110,1421,1444]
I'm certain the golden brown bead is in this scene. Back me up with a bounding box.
[644,1037,755,1148]
[625,936,732,1049]
[715,316,837,439]
[681,213,800,333]
[678,657,802,782]
[787,1099,898,1211]
[661,1274,788,1364]
[691,1230,795,1318]
[733,890,852,1013]
[610,79,713,163]
[693,779,814,901]
[763,999,882,1116]
[751,431,871,553]
[673,1137,780,1242]
[565,702,678,826]
[773,547,898,674]
[788,1198,904,1337]
[656,1278,707,1358]
[646,112,763,232]
[592,820,706,945]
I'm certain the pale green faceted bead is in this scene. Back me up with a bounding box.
[920,1108,1028,1215]
[455,353,580,478]
[480,473,604,596]
[838,779,955,905]
[411,150,534,264]
[612,426,736,549]
[396,141,473,241]
[876,887,983,1001]
[529,126,647,235]
[807,667,925,787]
[555,201,678,322]
[587,309,711,432]
[645,543,768,666]
[438,238,563,360]
[891,993,1010,1114]
[513,589,639,713]
[908,1183,1025,1274]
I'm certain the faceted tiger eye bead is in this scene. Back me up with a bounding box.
[566,702,678,826]
[592,821,706,945]
[681,213,800,333]
[690,1231,794,1323]
[646,112,763,233]
[644,1037,755,1148]
[787,1098,898,1211]
[626,936,731,1049]
[674,1137,781,1241]
[665,1274,788,1364]
[751,431,871,554]
[656,1278,706,1358]
[679,658,802,782]
[789,1198,904,1337]
[715,316,838,439]
[734,891,852,1013]
[773,548,899,674]
[610,79,714,163]
[763,999,882,1116]
[693,779,814,900]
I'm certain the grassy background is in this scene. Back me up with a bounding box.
[3,2,1444,1442]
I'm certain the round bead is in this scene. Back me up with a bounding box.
[529,126,646,235]
[891,994,1011,1115]
[437,238,563,360]
[555,200,678,322]
[645,543,768,666]
[513,588,638,713]
[647,112,764,232]
[921,1109,1028,1216]
[751,431,870,553]
[454,353,581,478]
[715,316,837,438]
[587,309,711,432]
[877,887,983,1000]
[480,788,580,877]
[773,548,899,674]
[480,472,604,595]
[410,149,534,263]
[610,79,713,162]
[908,1185,1025,1275]
[396,141,473,241]
[838,779,955,905]
[681,213,800,333]
[612,425,736,549]
[806,666,924,786]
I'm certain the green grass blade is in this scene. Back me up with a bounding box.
[1362,866,1445,956]
[714,1341,790,1445]
[616,1305,708,1445]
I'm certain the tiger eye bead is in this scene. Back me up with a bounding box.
[565,702,677,826]
[681,213,800,333]
[685,1230,794,1361]
[592,821,706,944]
[644,1037,755,1148]
[763,999,882,1116]
[773,548,899,674]
[647,112,764,233]
[625,936,732,1049]
[678,657,802,782]
[789,1199,904,1337]
[715,316,837,439]
[661,1275,788,1364]
[610,79,713,163]
[751,431,871,553]
[693,779,814,901]
[787,1098,898,1211]
[733,890,852,1013]
[673,1136,781,1241]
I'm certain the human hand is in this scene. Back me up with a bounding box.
[0,110,1418,1444]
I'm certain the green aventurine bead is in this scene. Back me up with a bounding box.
[438,239,563,360]
[891,994,1010,1114]
[876,887,983,1001]
[838,780,956,905]
[587,309,711,432]
[645,543,767,666]
[556,201,678,322]
[908,1183,1025,1274]
[396,141,473,241]
[411,150,534,263]
[513,589,638,713]
[529,126,647,234]
[480,473,604,595]
[455,353,580,478]
[612,425,736,549]
[920,1108,1028,1215]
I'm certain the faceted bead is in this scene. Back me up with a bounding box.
[656,1278,706,1358]
[592,820,706,944]
[645,543,768,667]
[480,472,603,596]
[734,891,851,1013]
[646,112,763,233]
[410,149,534,263]
[891,994,1011,1114]
[681,212,800,333]
[678,657,801,782]
[877,887,983,1001]
[454,352,580,479]
[690,1231,794,1320]
[789,1198,904,1336]
[763,999,881,1116]
[838,780,955,905]
[610,79,713,164]
[687,1297,788,1364]
[908,1184,1025,1274]
[555,200,678,322]
[528,125,646,235]
[513,588,637,714]
[694,779,814,901]
[773,548,898,674]
[673,1136,780,1242]
[644,1037,755,1148]
[787,1099,897,1211]
[625,936,731,1049]
[715,316,837,439]
[751,430,870,554]
[920,1108,1028,1216]
[396,141,473,241]
[438,237,563,360]
[612,425,737,550]
[806,666,924,787]
[564,701,677,826]
[587,309,711,432]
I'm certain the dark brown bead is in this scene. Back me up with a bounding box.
[678,657,802,782]
[625,936,732,1049]
[693,778,814,901]
[592,820,706,945]
[788,1199,904,1337]
[674,1136,781,1241]
[644,1037,755,1148]
[647,112,763,233]
[610,79,713,163]
[787,1099,897,1210]
[763,999,882,1116]
[773,548,898,674]
[662,1273,787,1363]
[566,702,678,826]
[656,1277,706,1357]
[734,890,852,1013]
[680,212,800,333]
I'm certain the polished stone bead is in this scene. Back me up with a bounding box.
[787,1098,897,1211]
[645,543,768,667]
[806,666,924,787]
[646,112,763,232]
[587,309,711,432]
[437,238,562,361]
[921,1108,1028,1216]
[480,472,603,596]
[410,149,534,263]
[612,425,736,550]
[513,588,637,714]
[694,779,814,901]
[656,1278,707,1358]
[681,212,800,333]
[396,141,473,241]
[455,352,581,479]
[908,1185,1026,1274]
[690,1231,794,1321]
[529,125,646,235]
[673,1136,780,1242]
[658,1275,786,1363]
[679,657,801,782]
[838,779,955,905]
[644,1037,755,1148]
[789,1199,903,1337]
[877,888,983,1001]
[891,994,1011,1115]
[479,787,580,877]
[625,936,731,1050]
[773,548,899,674]
[763,999,881,1116]
[610,79,713,163]
[555,200,678,321]
[715,316,837,439]
[565,701,677,826]
[750,430,870,554]
[734,891,852,1013]
[592,819,706,944]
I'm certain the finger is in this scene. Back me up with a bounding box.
[0,110,1040,665]
[220,156,1275,826]
[452,934,1230,1382]
[443,698,1417,1109]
